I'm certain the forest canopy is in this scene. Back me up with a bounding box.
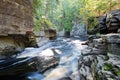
[33,0,120,31]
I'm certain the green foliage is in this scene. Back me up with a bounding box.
[104,63,113,71]
[104,62,120,76]
[40,18,56,29]
[33,0,59,31]
[57,0,80,32]
[114,68,120,76]
[109,51,113,54]
[33,0,120,32]
[87,17,99,29]
[79,0,120,30]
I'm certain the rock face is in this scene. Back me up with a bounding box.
[99,16,108,34]
[88,33,120,55]
[0,0,37,56]
[106,10,120,33]
[99,10,120,34]
[71,22,87,40]
[81,33,120,80]
[44,29,57,40]
[0,0,33,35]
[102,34,120,55]
[0,36,24,56]
[88,9,120,34]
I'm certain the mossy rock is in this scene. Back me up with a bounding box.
[104,63,113,71]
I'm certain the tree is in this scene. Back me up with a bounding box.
[56,0,81,36]
[33,0,59,31]
[79,0,120,30]
[33,0,120,33]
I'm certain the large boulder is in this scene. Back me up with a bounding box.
[0,55,59,79]
[0,57,38,76]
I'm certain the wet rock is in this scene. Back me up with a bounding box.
[59,77,72,80]
[25,72,45,80]
[0,55,59,77]
[0,57,39,76]
[37,56,59,73]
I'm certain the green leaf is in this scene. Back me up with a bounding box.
[114,68,120,76]
[104,63,113,71]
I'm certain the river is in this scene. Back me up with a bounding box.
[19,37,87,80]
[0,37,87,80]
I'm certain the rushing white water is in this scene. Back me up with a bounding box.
[18,38,87,80]
[43,39,87,80]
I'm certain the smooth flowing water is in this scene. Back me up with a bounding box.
[17,38,87,80]
[0,37,88,80]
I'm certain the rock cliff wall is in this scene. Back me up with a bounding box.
[0,0,37,56]
[0,0,33,35]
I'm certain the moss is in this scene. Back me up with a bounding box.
[114,68,120,76]
[104,63,113,71]
[109,51,113,54]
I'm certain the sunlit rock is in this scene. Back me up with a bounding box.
[102,34,120,55]
[71,23,88,40]
[44,29,57,40]
[102,34,120,44]
[0,0,37,56]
